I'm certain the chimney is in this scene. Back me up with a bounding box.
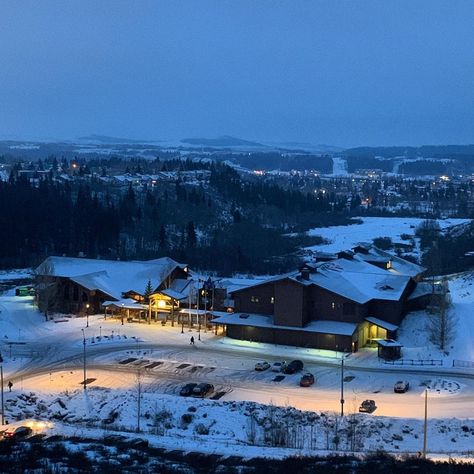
[299,264,314,280]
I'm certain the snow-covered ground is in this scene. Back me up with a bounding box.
[1,268,474,459]
[331,157,348,176]
[306,216,470,257]
[4,380,474,459]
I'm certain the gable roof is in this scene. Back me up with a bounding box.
[36,256,186,300]
[352,244,425,278]
[230,257,412,304]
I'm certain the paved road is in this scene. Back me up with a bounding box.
[7,340,474,419]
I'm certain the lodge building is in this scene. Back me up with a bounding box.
[35,245,432,356]
[211,245,431,356]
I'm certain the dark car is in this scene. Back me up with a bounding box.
[394,380,410,393]
[283,360,304,374]
[299,373,315,387]
[359,399,377,413]
[192,383,214,398]
[3,426,33,441]
[180,383,198,397]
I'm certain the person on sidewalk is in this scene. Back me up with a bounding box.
[190,336,195,345]
[8,381,13,392]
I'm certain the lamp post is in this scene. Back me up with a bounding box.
[86,303,90,328]
[99,326,102,338]
[121,303,124,325]
[423,389,428,458]
[340,352,350,417]
[81,329,87,390]
[198,321,201,341]
[0,352,4,425]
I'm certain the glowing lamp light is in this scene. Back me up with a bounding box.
[157,300,166,308]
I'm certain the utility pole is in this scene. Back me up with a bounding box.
[81,329,87,390]
[136,369,142,433]
[340,355,345,417]
[423,389,428,458]
[0,352,4,425]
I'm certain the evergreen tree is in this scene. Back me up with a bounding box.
[159,224,167,249]
[186,221,197,248]
[144,279,153,303]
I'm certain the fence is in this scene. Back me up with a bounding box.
[452,359,474,369]
[382,359,443,366]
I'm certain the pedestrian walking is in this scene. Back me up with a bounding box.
[8,381,13,392]
[190,336,195,345]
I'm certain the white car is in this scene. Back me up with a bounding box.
[271,362,285,372]
[255,361,270,371]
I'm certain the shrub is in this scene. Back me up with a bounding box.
[194,423,209,435]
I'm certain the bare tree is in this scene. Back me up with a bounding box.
[136,369,142,433]
[429,278,457,354]
[34,259,59,320]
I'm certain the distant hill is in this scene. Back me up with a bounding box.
[78,134,157,144]
[267,142,344,153]
[181,135,268,148]
[344,145,474,158]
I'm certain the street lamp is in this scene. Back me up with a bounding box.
[340,352,350,417]
[81,329,87,390]
[121,303,124,325]
[86,303,90,328]
[0,352,4,425]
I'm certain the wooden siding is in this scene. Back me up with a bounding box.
[307,285,368,323]
[233,282,275,315]
[274,279,305,327]
[226,324,354,352]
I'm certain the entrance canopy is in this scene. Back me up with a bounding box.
[102,298,147,311]
[365,316,398,332]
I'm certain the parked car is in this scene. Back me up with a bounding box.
[2,426,33,441]
[283,360,304,374]
[359,400,377,413]
[192,383,214,398]
[271,362,285,372]
[299,373,315,387]
[179,383,197,397]
[394,380,410,393]
[255,361,270,371]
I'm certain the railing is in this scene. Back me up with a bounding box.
[452,359,474,369]
[382,359,443,366]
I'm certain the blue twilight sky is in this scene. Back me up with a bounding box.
[0,1,472,147]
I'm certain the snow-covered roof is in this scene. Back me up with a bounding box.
[352,245,425,278]
[231,258,412,304]
[218,277,268,294]
[211,312,358,336]
[407,281,433,300]
[365,317,399,332]
[160,288,188,300]
[36,256,186,301]
[102,298,147,310]
[377,338,402,347]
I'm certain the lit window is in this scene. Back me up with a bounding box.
[251,296,259,303]
[387,260,392,269]
[331,302,336,310]
[270,297,275,304]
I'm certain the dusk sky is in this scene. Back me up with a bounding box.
[0,1,473,147]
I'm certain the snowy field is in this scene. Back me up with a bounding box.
[305,216,470,256]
